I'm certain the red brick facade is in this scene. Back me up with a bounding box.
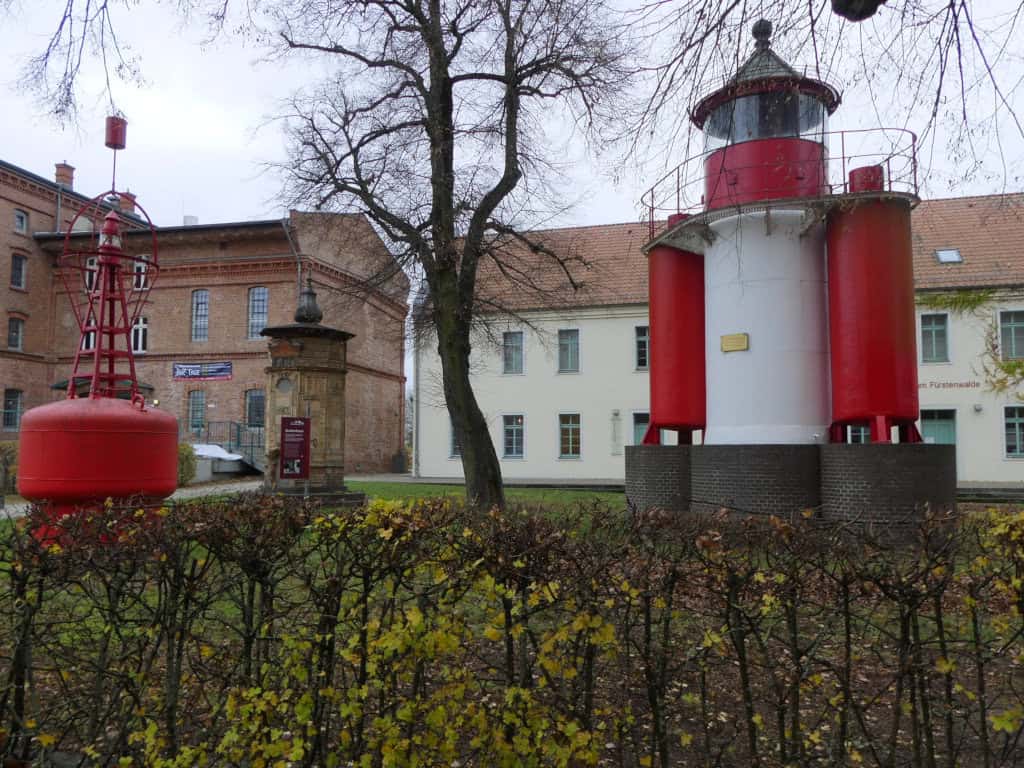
[1,160,408,473]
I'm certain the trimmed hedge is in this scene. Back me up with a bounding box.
[2,496,1024,766]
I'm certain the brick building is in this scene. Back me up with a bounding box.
[2,159,408,473]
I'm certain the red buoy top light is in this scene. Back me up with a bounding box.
[105,116,127,150]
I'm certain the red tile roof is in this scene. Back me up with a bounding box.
[474,193,1024,312]
[911,193,1024,290]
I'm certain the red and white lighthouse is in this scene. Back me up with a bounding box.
[629,20,954,521]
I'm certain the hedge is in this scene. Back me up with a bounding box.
[2,495,1024,767]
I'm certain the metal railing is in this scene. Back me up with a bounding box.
[182,420,266,472]
[641,127,919,239]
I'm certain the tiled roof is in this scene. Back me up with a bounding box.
[472,193,1024,313]
[911,193,1024,290]
[474,221,651,312]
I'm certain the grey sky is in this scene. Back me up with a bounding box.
[0,2,1021,231]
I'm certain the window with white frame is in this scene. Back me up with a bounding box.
[2,389,22,430]
[1001,311,1024,361]
[635,326,649,370]
[559,413,581,458]
[132,254,149,290]
[188,390,206,435]
[920,314,949,363]
[131,316,148,353]
[248,286,268,338]
[632,412,650,445]
[1006,407,1024,458]
[558,329,579,373]
[192,289,210,342]
[449,418,462,458]
[503,415,524,458]
[84,257,98,291]
[502,331,523,374]
[13,209,27,234]
[848,425,871,444]
[7,317,24,351]
[245,388,266,428]
[10,254,27,289]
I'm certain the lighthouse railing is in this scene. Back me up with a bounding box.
[642,127,919,239]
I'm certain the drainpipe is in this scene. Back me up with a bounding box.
[280,217,302,294]
[413,333,420,478]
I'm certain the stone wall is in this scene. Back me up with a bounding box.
[626,443,957,523]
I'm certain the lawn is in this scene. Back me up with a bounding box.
[346,480,625,508]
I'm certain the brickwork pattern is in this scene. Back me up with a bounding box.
[689,445,821,516]
[820,443,957,528]
[624,446,691,512]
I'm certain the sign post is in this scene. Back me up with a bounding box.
[279,416,311,484]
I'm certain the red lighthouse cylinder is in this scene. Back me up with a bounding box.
[647,242,706,441]
[827,194,919,442]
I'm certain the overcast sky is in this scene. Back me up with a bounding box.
[0,2,1021,231]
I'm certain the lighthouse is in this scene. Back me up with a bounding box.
[627,21,956,523]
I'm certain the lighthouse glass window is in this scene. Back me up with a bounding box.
[704,92,827,150]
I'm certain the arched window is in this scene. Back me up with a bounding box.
[191,289,210,342]
[131,316,148,353]
[247,286,268,339]
[244,389,265,428]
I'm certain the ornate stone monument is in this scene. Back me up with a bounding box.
[261,279,366,506]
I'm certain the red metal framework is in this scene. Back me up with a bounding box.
[57,195,159,401]
[641,127,919,240]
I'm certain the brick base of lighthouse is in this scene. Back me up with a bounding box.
[625,444,957,523]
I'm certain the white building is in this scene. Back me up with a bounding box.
[413,194,1024,488]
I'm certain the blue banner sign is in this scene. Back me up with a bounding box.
[172,361,233,381]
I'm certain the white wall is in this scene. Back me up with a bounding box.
[414,295,1024,487]
[916,293,1024,485]
[414,305,651,480]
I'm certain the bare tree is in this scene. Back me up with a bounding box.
[631,1,1024,191]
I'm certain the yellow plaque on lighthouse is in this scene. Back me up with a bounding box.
[720,333,750,352]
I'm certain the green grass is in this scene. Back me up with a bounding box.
[346,481,625,508]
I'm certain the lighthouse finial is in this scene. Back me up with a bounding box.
[752,19,773,49]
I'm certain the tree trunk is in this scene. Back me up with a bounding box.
[433,289,505,510]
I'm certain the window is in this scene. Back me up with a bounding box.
[81,310,96,352]
[1001,311,1024,361]
[635,326,649,370]
[848,425,870,444]
[247,286,268,339]
[559,413,581,458]
[921,410,956,446]
[84,257,98,291]
[13,209,27,234]
[934,248,962,264]
[10,254,26,289]
[188,390,206,436]
[558,329,579,373]
[502,331,523,374]
[2,389,22,430]
[449,419,461,458]
[132,254,149,290]
[503,415,524,458]
[920,314,949,363]
[191,289,210,342]
[245,389,266,428]
[633,412,650,445]
[1006,407,1024,457]
[7,318,23,351]
[131,316,148,353]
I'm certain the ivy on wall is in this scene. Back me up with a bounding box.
[916,288,1023,399]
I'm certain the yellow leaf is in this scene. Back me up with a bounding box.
[679,732,693,747]
[37,733,56,748]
